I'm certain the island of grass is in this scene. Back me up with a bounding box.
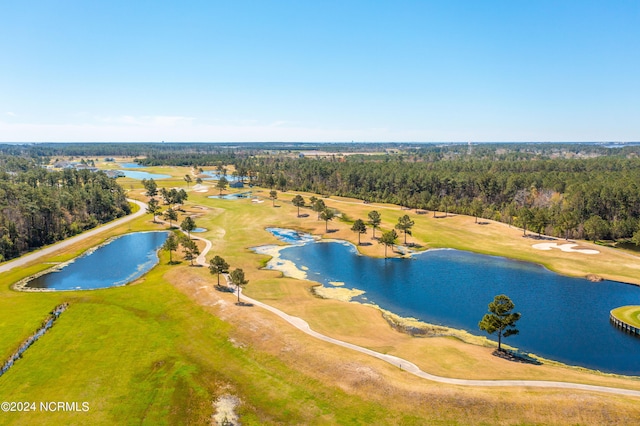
[610,306,640,336]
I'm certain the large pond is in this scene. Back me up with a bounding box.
[24,232,169,291]
[262,228,640,376]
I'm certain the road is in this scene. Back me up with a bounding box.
[0,199,147,274]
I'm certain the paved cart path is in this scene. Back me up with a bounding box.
[5,199,640,397]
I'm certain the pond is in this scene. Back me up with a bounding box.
[208,191,253,200]
[118,162,146,168]
[261,228,640,376]
[24,232,169,291]
[117,170,171,180]
[200,171,237,181]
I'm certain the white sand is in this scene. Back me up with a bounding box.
[254,245,308,280]
[532,242,599,254]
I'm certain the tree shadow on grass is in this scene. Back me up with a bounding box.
[358,242,373,246]
[298,214,310,218]
[492,349,542,365]
[235,301,254,307]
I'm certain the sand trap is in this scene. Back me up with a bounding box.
[251,198,264,203]
[532,242,599,254]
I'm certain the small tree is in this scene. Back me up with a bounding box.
[379,229,398,258]
[583,215,609,242]
[230,268,249,304]
[217,176,228,195]
[146,198,160,223]
[209,255,230,289]
[479,294,521,352]
[181,237,200,266]
[269,190,278,207]
[184,174,192,189]
[163,208,178,228]
[351,219,367,245]
[142,178,158,197]
[470,198,484,224]
[319,208,335,232]
[368,210,381,239]
[292,194,305,217]
[180,216,197,239]
[395,214,415,245]
[163,233,179,264]
[313,199,326,220]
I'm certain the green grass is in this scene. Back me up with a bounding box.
[3,174,640,425]
[611,306,640,328]
[0,215,424,425]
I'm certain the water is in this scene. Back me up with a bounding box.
[208,191,253,200]
[117,170,171,180]
[264,229,640,375]
[200,171,237,181]
[119,162,146,168]
[192,227,207,233]
[25,232,169,291]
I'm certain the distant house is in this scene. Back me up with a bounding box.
[229,181,244,188]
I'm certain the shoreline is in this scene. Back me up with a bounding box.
[255,226,640,379]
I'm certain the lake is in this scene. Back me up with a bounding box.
[263,228,640,376]
[25,232,169,291]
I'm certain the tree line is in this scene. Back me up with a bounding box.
[0,156,130,262]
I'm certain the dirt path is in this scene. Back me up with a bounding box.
[0,199,147,275]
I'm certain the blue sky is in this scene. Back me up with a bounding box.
[1,1,638,142]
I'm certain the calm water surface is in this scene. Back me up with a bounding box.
[26,232,169,291]
[266,228,640,375]
[117,170,171,180]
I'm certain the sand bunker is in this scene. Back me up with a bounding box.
[532,242,599,254]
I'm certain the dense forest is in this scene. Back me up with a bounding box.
[0,155,130,262]
[3,142,640,247]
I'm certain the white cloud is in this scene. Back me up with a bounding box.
[5,112,17,117]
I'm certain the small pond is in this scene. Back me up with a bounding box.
[117,170,171,180]
[24,231,169,291]
[200,171,237,181]
[192,228,207,233]
[261,228,640,376]
[208,191,253,200]
[119,162,146,168]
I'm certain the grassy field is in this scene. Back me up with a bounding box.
[2,164,640,425]
[611,306,640,328]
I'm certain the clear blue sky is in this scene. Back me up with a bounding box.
[1,1,638,142]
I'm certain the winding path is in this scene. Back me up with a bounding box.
[4,198,640,397]
[198,244,640,398]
